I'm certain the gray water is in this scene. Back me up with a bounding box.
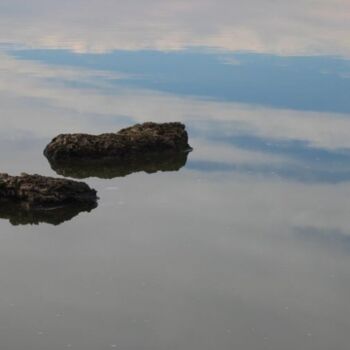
[1,1,350,349]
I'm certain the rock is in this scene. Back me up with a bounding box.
[47,150,190,179]
[0,201,97,226]
[44,122,191,161]
[0,173,98,208]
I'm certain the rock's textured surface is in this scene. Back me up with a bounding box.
[48,150,190,179]
[0,173,98,208]
[44,122,191,161]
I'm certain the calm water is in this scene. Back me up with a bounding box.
[1,1,350,349]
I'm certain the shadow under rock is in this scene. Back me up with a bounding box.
[47,151,191,179]
[0,200,98,226]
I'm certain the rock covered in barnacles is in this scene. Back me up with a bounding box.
[44,122,191,161]
[0,173,98,208]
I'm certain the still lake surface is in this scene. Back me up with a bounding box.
[0,1,350,349]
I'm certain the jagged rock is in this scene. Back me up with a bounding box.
[48,150,190,179]
[0,173,98,208]
[0,201,97,226]
[44,122,191,161]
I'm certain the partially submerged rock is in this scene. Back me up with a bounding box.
[48,150,190,179]
[0,201,97,226]
[0,173,98,208]
[44,122,191,161]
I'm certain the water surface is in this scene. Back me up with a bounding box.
[0,1,350,349]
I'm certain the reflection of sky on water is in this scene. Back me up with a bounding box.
[294,226,350,255]
[2,48,350,183]
[1,0,350,57]
[10,49,350,113]
[1,2,350,346]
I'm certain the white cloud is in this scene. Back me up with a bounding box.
[0,0,349,56]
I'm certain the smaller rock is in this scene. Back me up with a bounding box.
[0,173,98,209]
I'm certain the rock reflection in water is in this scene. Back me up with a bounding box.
[47,151,190,179]
[0,201,97,226]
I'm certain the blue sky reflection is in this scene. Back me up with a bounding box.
[0,47,350,183]
[10,49,350,113]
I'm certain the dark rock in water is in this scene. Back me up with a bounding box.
[0,200,97,226]
[48,150,190,179]
[44,122,191,161]
[0,173,98,208]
